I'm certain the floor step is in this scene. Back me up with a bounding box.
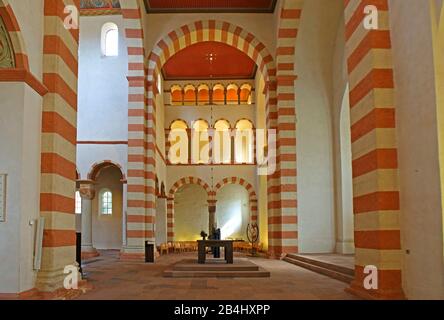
[163,269,270,278]
[284,255,354,284]
[286,254,354,276]
[174,264,259,271]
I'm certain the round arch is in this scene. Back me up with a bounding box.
[166,176,212,242]
[214,177,258,222]
[87,160,126,182]
[0,0,29,69]
[168,176,211,199]
[169,118,189,129]
[146,20,276,95]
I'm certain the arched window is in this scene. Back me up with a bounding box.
[192,120,210,164]
[101,22,119,57]
[240,84,252,105]
[100,190,113,215]
[214,119,231,164]
[235,119,254,164]
[75,191,82,214]
[157,73,163,94]
[198,84,210,105]
[226,84,239,105]
[213,84,225,105]
[169,120,189,164]
[183,84,196,105]
[171,85,183,106]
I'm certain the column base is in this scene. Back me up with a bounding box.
[36,262,83,293]
[120,246,160,261]
[335,241,355,254]
[81,246,99,260]
[345,280,406,300]
[36,266,71,293]
[120,246,145,261]
[0,280,93,300]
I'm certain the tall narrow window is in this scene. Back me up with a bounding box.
[171,85,183,106]
[192,120,210,164]
[101,23,119,57]
[100,190,113,215]
[213,84,225,105]
[240,84,252,104]
[157,73,162,94]
[169,120,189,164]
[75,191,82,214]
[198,84,210,105]
[214,120,231,164]
[226,84,239,105]
[235,119,254,164]
[183,84,196,106]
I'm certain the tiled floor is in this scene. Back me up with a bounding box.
[75,250,358,300]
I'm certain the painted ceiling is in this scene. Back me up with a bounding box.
[143,0,277,13]
[162,41,257,80]
[80,0,120,9]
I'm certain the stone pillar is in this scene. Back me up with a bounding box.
[208,199,217,233]
[79,183,99,259]
[167,197,174,242]
[231,133,235,164]
[122,181,127,247]
[155,196,168,245]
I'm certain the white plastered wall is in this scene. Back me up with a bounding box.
[330,9,354,255]
[389,0,444,299]
[91,167,123,250]
[174,184,208,241]
[0,84,42,293]
[77,14,128,179]
[216,184,250,240]
[0,0,44,294]
[295,0,343,253]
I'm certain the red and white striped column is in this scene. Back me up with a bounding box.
[344,0,404,299]
[37,0,80,292]
[166,197,174,242]
[121,1,155,259]
[267,0,301,257]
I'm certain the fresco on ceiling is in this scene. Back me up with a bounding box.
[80,0,121,9]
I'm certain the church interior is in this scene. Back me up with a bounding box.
[0,0,444,301]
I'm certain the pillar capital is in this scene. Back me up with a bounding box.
[79,183,95,200]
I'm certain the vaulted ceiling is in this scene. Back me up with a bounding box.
[162,41,257,80]
[143,0,277,13]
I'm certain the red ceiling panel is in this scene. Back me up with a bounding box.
[144,0,277,13]
[162,41,257,80]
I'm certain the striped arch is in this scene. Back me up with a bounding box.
[0,0,29,69]
[119,0,154,259]
[167,177,212,241]
[147,20,276,86]
[87,160,126,181]
[147,19,277,243]
[214,177,258,222]
[343,0,403,300]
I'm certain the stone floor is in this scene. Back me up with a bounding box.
[298,253,355,269]
[75,250,358,300]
